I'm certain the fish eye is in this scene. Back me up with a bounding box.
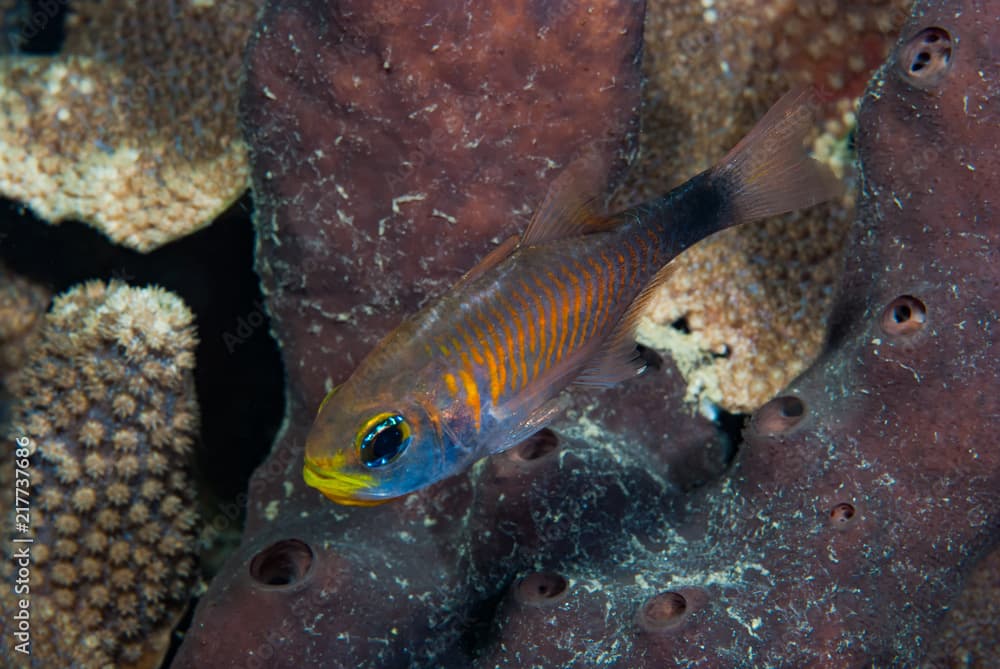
[356,413,412,468]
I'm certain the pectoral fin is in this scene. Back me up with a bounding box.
[492,395,569,455]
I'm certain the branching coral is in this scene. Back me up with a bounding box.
[0,280,201,668]
[0,0,261,252]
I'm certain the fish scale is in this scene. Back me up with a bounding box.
[440,219,671,427]
[358,204,696,466]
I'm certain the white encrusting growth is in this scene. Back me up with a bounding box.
[391,192,427,214]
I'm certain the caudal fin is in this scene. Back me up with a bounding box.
[712,88,841,222]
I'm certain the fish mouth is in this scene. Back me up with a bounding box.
[302,458,393,507]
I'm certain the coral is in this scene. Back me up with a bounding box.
[0,263,48,395]
[922,546,1000,668]
[637,202,853,412]
[0,0,262,252]
[0,280,201,668]
[174,0,1000,666]
[621,0,911,412]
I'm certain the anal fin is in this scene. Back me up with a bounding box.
[492,395,569,455]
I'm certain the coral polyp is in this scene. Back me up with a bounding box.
[1,281,201,668]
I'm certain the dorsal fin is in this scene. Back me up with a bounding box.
[521,156,619,246]
[573,263,679,388]
[451,235,520,290]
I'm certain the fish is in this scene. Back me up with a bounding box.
[303,88,840,506]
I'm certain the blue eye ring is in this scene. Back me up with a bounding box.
[356,413,412,468]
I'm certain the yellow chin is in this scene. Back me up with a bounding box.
[302,456,389,507]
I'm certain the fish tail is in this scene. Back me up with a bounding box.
[710,87,841,224]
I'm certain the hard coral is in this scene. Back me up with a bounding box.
[922,546,1000,668]
[0,280,201,668]
[0,0,261,252]
[624,0,911,412]
[0,263,48,395]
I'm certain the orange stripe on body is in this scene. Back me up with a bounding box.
[482,307,509,403]
[470,310,503,406]
[444,372,459,396]
[533,273,560,374]
[546,269,572,370]
[633,235,657,295]
[586,255,606,339]
[625,240,641,290]
[516,279,541,359]
[618,248,633,315]
[639,234,657,273]
[486,298,520,394]
[630,238,650,298]
[495,294,528,391]
[570,259,593,349]
[565,263,585,350]
[450,336,464,359]
[482,307,510,399]
[644,227,661,265]
[456,320,485,366]
[599,251,618,335]
[521,278,549,381]
[456,367,482,432]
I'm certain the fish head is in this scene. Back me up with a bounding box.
[303,382,454,506]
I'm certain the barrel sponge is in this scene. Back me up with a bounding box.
[0,0,261,252]
[0,280,201,668]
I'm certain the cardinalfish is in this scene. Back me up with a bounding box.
[304,89,839,505]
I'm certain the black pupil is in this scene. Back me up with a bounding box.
[362,422,406,466]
